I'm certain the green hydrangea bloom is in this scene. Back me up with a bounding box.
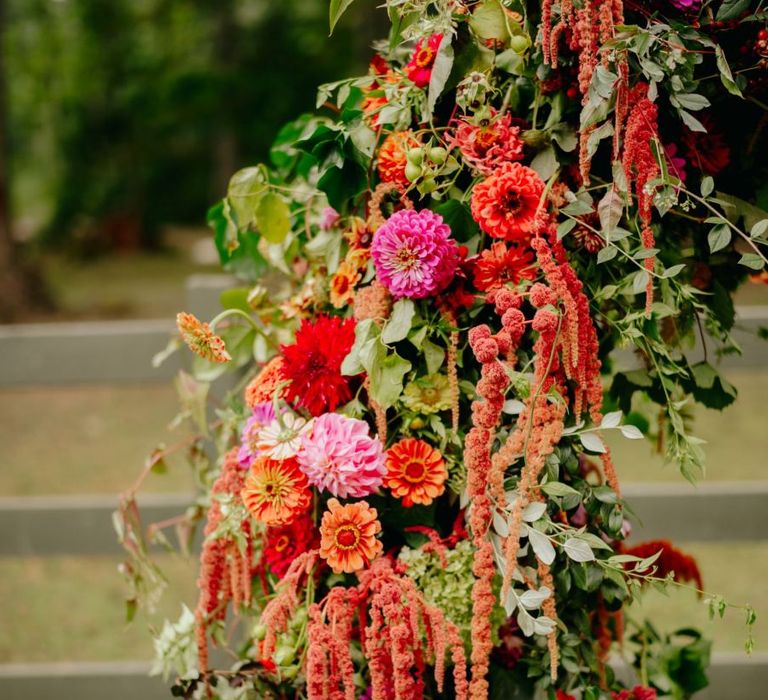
[398,540,505,645]
[401,373,453,414]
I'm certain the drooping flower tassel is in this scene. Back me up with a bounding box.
[194,448,252,671]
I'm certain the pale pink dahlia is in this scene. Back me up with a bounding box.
[297,413,386,499]
[371,209,459,299]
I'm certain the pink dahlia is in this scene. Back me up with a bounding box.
[371,209,459,299]
[297,413,386,499]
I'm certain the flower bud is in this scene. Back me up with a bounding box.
[429,147,448,165]
[405,162,422,182]
[406,148,424,165]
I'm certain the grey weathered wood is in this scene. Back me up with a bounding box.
[0,320,181,386]
[623,481,768,542]
[0,653,764,699]
[1,482,766,557]
[0,662,169,700]
[185,273,236,320]
[0,493,195,557]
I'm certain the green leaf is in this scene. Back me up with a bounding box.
[579,432,606,454]
[370,350,412,409]
[679,109,706,133]
[422,339,445,375]
[738,253,764,270]
[751,219,768,239]
[255,192,291,244]
[469,0,510,41]
[381,300,416,344]
[707,224,731,253]
[716,0,750,21]
[541,481,581,499]
[427,37,454,114]
[530,146,558,180]
[329,0,356,33]
[227,166,268,227]
[715,45,743,97]
[341,319,378,376]
[596,245,617,264]
[674,93,710,111]
[557,218,577,240]
[700,176,714,198]
[563,538,595,563]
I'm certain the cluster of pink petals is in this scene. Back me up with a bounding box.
[371,209,459,299]
[237,402,277,466]
[449,111,525,175]
[297,413,386,498]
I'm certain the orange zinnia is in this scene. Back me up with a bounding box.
[176,312,231,363]
[241,456,311,526]
[384,438,447,507]
[330,259,362,309]
[377,131,417,187]
[244,356,285,408]
[319,498,382,574]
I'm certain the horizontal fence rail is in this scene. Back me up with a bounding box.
[2,482,768,558]
[1,653,766,700]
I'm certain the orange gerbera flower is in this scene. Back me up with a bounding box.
[176,312,231,363]
[242,456,312,526]
[319,498,382,574]
[377,131,418,187]
[330,259,362,309]
[384,438,447,507]
[244,356,285,409]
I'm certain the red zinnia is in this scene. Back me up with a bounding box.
[263,512,319,579]
[280,315,357,416]
[405,34,443,87]
[470,162,546,242]
[472,241,536,292]
[682,113,730,176]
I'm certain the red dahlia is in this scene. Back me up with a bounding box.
[472,241,536,292]
[681,113,730,176]
[280,314,357,416]
[263,512,318,579]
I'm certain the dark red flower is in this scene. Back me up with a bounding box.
[263,512,319,579]
[623,539,703,591]
[280,315,357,416]
[405,34,443,87]
[492,618,525,669]
[472,241,536,292]
[682,113,731,176]
[612,686,657,700]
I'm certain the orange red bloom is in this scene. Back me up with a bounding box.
[319,498,382,573]
[470,162,546,242]
[377,131,417,187]
[472,241,536,292]
[244,356,286,408]
[242,456,312,526]
[384,438,447,507]
[330,259,362,309]
[176,312,231,363]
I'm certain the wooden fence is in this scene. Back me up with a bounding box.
[0,276,766,699]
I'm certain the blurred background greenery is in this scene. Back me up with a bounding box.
[0,0,380,322]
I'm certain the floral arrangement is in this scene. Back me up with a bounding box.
[119,1,766,698]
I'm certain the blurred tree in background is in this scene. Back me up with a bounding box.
[3,0,377,263]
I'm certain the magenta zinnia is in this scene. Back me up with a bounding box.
[297,412,386,499]
[280,315,357,417]
[371,209,459,299]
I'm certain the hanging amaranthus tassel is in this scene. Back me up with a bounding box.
[441,306,461,434]
[194,448,253,671]
[540,1,624,182]
[622,83,660,316]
